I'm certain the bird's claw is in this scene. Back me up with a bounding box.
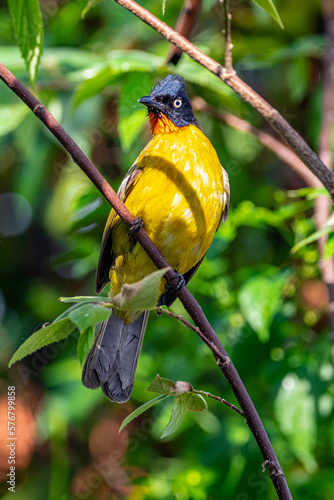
[128,217,143,236]
[165,271,186,294]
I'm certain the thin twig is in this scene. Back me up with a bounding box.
[0,63,292,499]
[193,389,244,416]
[166,0,202,65]
[154,307,229,363]
[192,97,322,188]
[318,0,334,349]
[222,0,233,72]
[113,0,334,201]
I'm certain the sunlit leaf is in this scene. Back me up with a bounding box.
[8,318,77,367]
[118,72,152,151]
[183,393,208,413]
[119,395,169,433]
[147,375,177,395]
[252,0,284,29]
[73,67,121,108]
[8,0,44,84]
[106,50,163,73]
[161,396,187,439]
[292,214,334,254]
[0,103,29,137]
[77,326,95,366]
[81,0,105,18]
[238,269,290,341]
[69,303,111,332]
[275,374,317,473]
[59,296,113,305]
[113,268,170,311]
[324,234,334,260]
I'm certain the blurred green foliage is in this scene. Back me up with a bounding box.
[0,0,334,499]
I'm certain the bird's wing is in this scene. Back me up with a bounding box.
[95,164,142,294]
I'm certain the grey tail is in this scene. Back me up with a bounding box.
[82,310,149,403]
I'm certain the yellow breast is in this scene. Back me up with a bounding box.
[108,124,229,306]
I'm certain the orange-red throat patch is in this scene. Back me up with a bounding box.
[149,112,180,135]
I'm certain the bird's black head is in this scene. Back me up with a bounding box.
[138,75,199,128]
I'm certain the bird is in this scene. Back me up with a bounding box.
[82,74,230,403]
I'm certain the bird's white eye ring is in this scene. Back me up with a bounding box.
[173,98,182,108]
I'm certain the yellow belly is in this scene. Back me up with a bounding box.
[108,125,229,317]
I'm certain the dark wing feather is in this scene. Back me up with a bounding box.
[95,164,142,294]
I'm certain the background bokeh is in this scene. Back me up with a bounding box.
[0,0,334,499]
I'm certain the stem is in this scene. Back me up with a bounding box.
[166,0,202,65]
[154,307,229,362]
[222,0,233,72]
[0,63,292,499]
[113,0,334,200]
[193,389,244,416]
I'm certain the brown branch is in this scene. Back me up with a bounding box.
[166,0,202,65]
[317,0,334,345]
[192,97,322,188]
[0,63,292,499]
[113,0,334,200]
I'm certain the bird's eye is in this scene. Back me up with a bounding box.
[173,98,182,108]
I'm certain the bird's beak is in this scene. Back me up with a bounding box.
[138,96,162,111]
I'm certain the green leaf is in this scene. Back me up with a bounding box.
[8,318,77,367]
[183,393,208,413]
[69,303,111,332]
[119,394,169,433]
[324,234,334,260]
[118,109,147,151]
[0,103,29,137]
[292,214,334,254]
[147,375,177,395]
[118,72,152,151]
[238,269,290,342]
[252,0,284,29]
[81,0,105,18]
[113,267,170,311]
[59,296,113,305]
[8,0,44,84]
[73,67,122,108]
[77,326,95,366]
[161,396,187,439]
[106,50,163,73]
[275,374,317,473]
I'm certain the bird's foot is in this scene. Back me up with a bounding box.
[165,271,186,294]
[128,217,143,236]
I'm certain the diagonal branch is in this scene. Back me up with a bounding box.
[0,62,292,499]
[113,0,334,200]
[193,96,334,343]
[166,0,202,65]
[192,96,322,188]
